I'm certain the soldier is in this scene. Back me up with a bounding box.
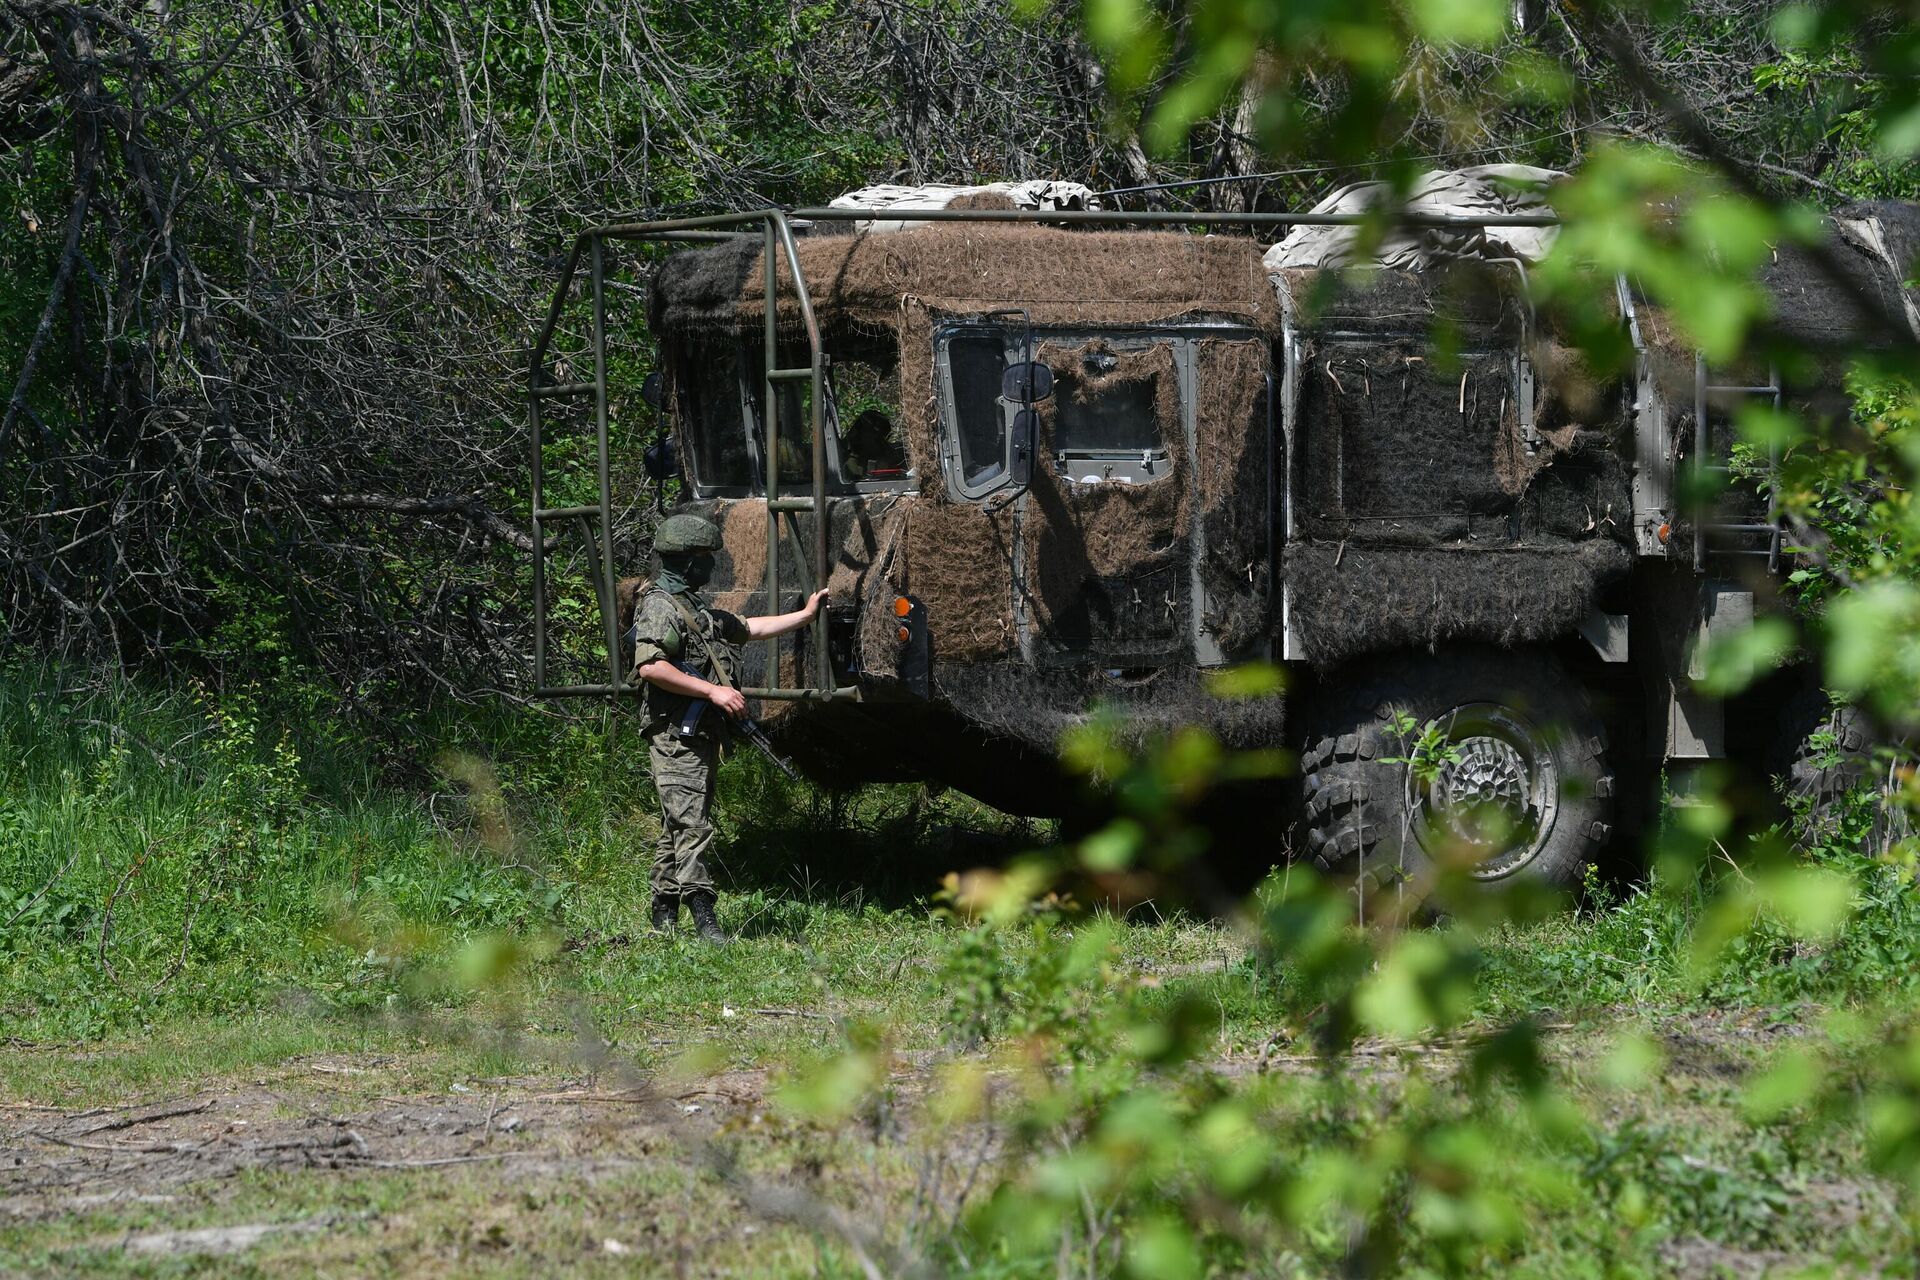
[630,513,827,942]
[842,408,907,480]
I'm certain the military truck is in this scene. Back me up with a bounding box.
[526,177,1920,892]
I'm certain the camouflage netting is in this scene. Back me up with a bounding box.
[1275,264,1634,667]
[648,229,1639,756]
[648,226,1279,338]
[944,190,1021,211]
[1194,338,1273,654]
[1625,204,1920,409]
[1296,342,1519,542]
[892,499,1019,661]
[1284,540,1631,667]
[1760,204,1920,348]
[1272,264,1526,338]
[1024,339,1189,661]
[931,661,1285,753]
[649,226,1280,671]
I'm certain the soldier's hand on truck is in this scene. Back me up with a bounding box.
[708,686,748,720]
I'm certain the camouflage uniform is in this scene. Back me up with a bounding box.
[630,586,749,899]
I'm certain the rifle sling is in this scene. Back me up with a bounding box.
[656,588,736,691]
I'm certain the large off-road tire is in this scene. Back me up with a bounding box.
[1772,686,1871,806]
[1770,685,1907,852]
[1298,649,1615,895]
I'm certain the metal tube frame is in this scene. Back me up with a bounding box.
[1691,352,1785,574]
[528,204,1566,702]
[529,209,852,701]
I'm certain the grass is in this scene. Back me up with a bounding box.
[0,667,1236,1068]
[3,667,1919,1275]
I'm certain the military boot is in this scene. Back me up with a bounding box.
[685,890,731,944]
[649,894,680,934]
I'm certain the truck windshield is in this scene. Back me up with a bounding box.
[761,376,818,493]
[828,342,911,489]
[683,336,915,495]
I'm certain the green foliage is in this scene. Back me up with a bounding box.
[0,668,610,1038]
[934,912,1132,1055]
[1583,1118,1808,1250]
[7,660,1920,1272]
[796,691,1920,1273]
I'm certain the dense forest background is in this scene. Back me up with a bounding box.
[0,0,1908,709]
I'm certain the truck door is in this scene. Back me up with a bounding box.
[1014,331,1187,667]
[1011,328,1272,668]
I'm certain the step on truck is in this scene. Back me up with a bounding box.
[526,174,1920,892]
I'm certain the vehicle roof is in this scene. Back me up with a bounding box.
[647,224,1283,337]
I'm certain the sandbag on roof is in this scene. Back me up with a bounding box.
[827,180,1103,231]
[1264,165,1563,271]
[648,226,1279,335]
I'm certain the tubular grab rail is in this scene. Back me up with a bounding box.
[528,210,851,702]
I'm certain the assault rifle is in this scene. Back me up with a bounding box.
[671,662,801,782]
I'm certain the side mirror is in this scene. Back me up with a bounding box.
[643,435,678,481]
[1001,361,1053,405]
[1010,408,1037,487]
[640,371,664,409]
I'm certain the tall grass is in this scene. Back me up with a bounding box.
[0,666,1035,1044]
[0,669,639,1040]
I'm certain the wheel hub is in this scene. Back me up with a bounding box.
[1412,706,1559,879]
[1433,736,1529,816]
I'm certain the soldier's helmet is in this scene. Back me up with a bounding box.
[655,513,723,555]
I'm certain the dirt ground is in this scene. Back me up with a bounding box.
[1,1069,763,1226]
[0,1056,817,1274]
[0,1008,1900,1276]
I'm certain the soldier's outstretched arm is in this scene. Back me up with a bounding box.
[745,588,829,640]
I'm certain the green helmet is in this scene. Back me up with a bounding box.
[655,513,722,555]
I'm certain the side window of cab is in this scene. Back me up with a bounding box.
[935,326,1014,500]
[935,325,1183,498]
[1035,336,1177,485]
